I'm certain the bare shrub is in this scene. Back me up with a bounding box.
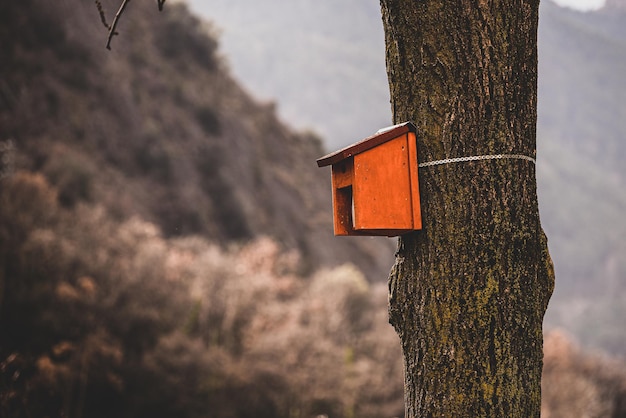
[14,175,625,418]
[542,329,626,418]
[43,147,95,207]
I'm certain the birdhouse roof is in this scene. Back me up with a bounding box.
[316,122,417,167]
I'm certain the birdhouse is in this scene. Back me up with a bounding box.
[316,122,422,236]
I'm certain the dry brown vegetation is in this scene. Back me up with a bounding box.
[542,330,626,417]
[1,173,626,417]
[0,172,404,417]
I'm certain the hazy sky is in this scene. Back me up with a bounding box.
[553,0,606,10]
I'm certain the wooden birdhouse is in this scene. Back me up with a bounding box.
[316,122,422,236]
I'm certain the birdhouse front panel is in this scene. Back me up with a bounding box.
[317,122,422,237]
[353,134,414,231]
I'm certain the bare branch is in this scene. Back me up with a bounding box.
[96,0,166,50]
[106,0,131,50]
[95,0,111,29]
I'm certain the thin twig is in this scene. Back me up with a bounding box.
[157,0,166,11]
[106,0,131,50]
[95,0,111,29]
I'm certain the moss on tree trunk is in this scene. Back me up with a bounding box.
[380,0,555,416]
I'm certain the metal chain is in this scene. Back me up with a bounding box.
[418,154,536,168]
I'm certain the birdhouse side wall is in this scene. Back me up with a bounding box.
[331,158,355,235]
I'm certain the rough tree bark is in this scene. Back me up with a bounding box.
[379,1,555,416]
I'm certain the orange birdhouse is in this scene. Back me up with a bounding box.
[316,122,422,236]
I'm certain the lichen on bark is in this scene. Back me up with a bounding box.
[380,0,555,416]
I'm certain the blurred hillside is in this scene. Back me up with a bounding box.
[537,0,626,356]
[1,0,626,417]
[0,0,395,281]
[189,0,390,148]
[191,0,626,358]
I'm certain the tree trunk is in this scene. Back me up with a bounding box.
[379,1,555,416]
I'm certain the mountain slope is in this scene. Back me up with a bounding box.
[189,0,392,148]
[536,0,626,354]
[0,0,395,280]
